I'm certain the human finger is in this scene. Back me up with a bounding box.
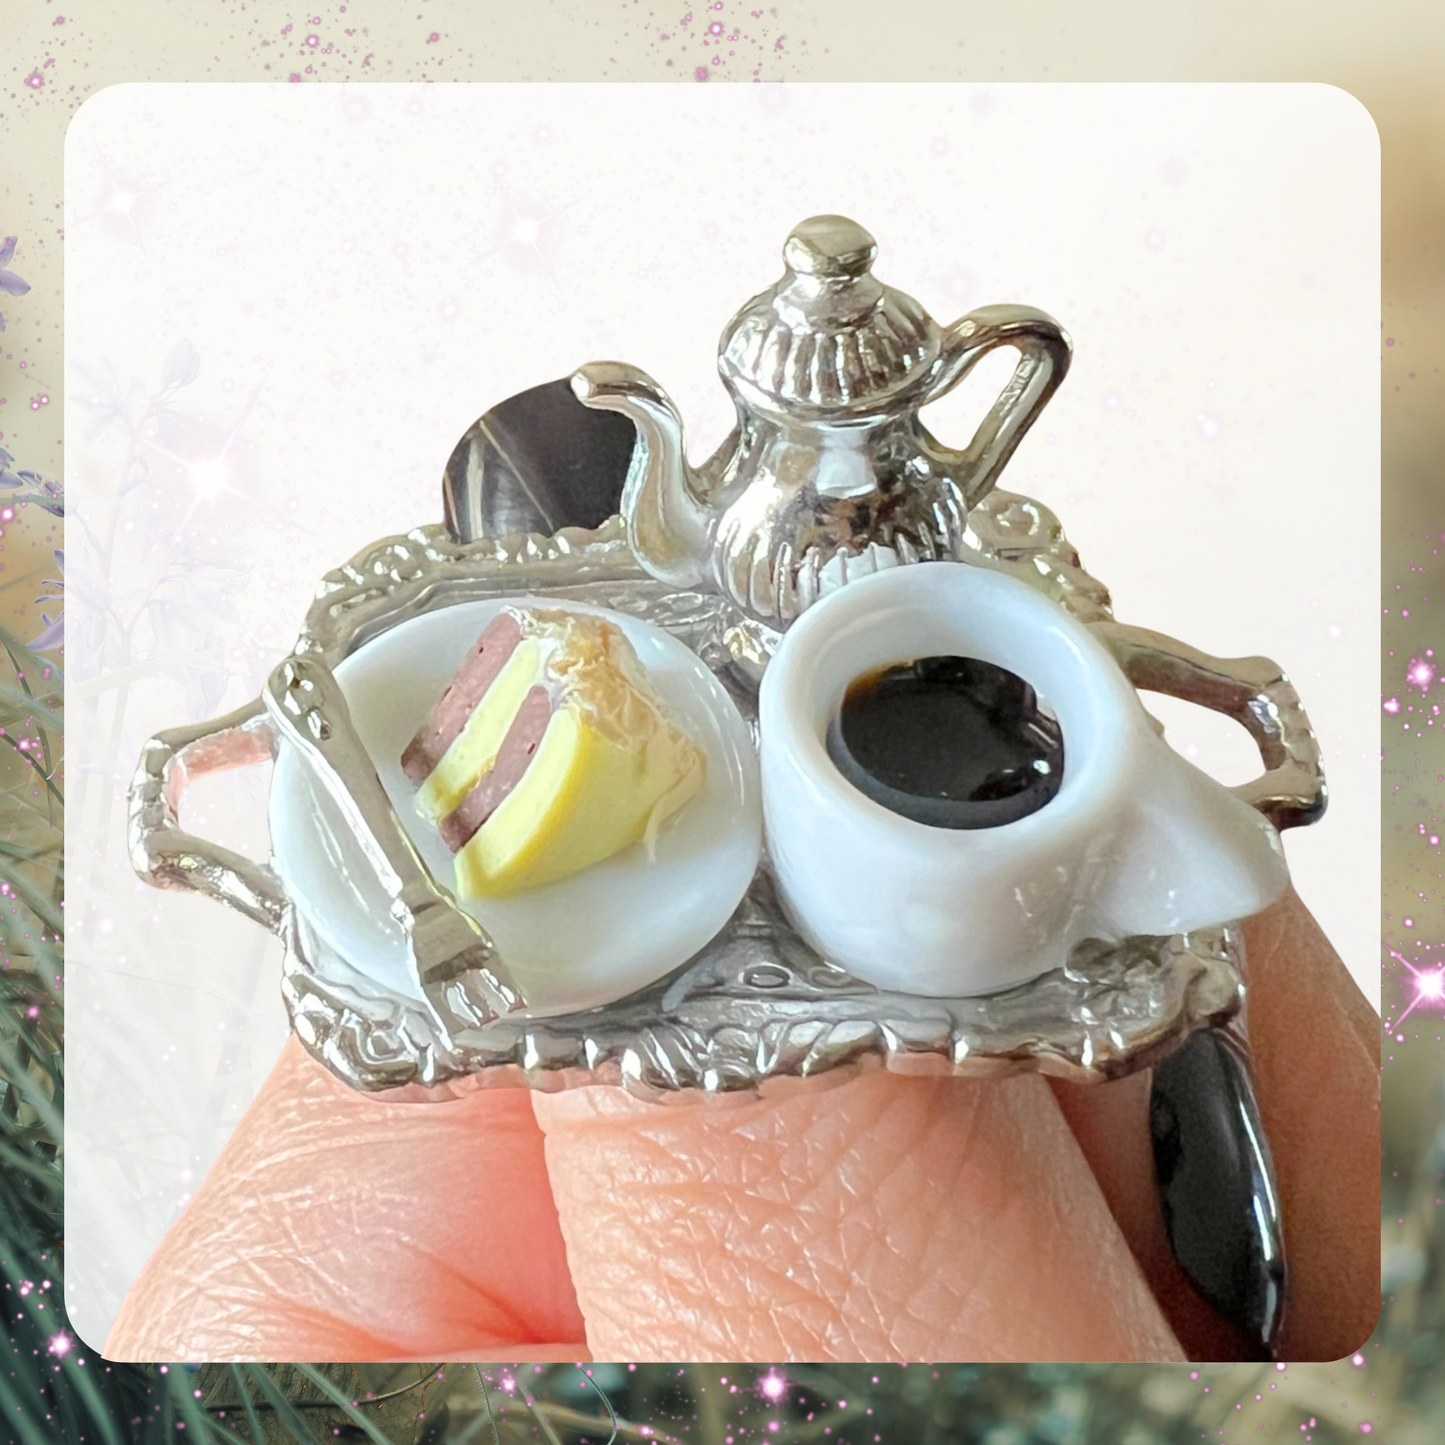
[1047,889,1379,1361]
[1048,1069,1264,1360]
[105,1035,587,1362]
[532,1066,1184,1361]
[1243,889,1380,1359]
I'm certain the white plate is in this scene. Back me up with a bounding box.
[269,597,762,1015]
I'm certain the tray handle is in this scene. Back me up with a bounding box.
[1089,620,1327,831]
[128,699,289,933]
[131,664,522,1038]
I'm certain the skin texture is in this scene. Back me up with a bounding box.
[1047,1069,1266,1362]
[534,1069,1179,1361]
[105,891,1378,1364]
[1245,892,1381,1360]
[1048,889,1380,1362]
[106,1052,587,1362]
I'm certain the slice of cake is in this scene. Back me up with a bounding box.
[402,606,706,898]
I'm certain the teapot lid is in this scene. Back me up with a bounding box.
[718,216,943,416]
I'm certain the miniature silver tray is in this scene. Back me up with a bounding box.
[129,489,1325,1101]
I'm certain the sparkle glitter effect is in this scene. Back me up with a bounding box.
[123,362,270,532]
[478,187,577,287]
[75,153,166,251]
[1385,945,1445,1028]
[187,456,230,501]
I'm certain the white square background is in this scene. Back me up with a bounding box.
[65,82,1379,1350]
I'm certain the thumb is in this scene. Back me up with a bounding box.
[532,1066,1183,1362]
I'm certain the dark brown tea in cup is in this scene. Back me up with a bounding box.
[825,655,1064,829]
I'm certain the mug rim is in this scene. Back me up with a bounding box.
[759,561,1148,849]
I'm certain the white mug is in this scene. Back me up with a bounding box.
[758,562,1290,997]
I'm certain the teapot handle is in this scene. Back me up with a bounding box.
[921,304,1072,508]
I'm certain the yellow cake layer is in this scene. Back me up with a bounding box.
[413,607,706,898]
[453,698,703,898]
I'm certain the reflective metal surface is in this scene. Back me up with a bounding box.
[127,490,1326,1099]
[263,654,519,1039]
[127,215,1327,1102]
[571,215,1072,629]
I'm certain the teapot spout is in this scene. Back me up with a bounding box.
[571,362,713,590]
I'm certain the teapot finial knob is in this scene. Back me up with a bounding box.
[782,215,877,280]
[577,215,1072,633]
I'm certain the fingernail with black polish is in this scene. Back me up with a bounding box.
[1150,1027,1286,1350]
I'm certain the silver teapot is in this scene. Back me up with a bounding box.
[571,214,1072,630]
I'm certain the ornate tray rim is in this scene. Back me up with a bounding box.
[127,491,1326,1100]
